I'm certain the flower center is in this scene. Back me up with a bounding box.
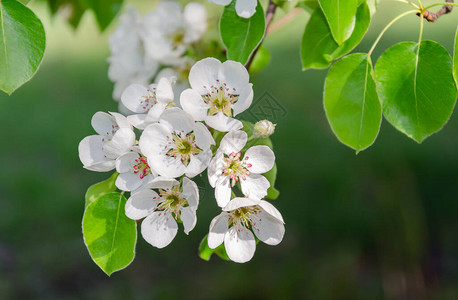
[202,80,239,117]
[222,152,252,187]
[229,206,260,230]
[166,131,203,166]
[132,155,151,179]
[139,87,157,112]
[156,185,188,218]
[168,29,186,50]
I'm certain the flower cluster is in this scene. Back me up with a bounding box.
[79,57,284,263]
[108,1,207,112]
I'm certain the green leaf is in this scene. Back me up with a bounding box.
[220,0,265,65]
[198,235,230,261]
[375,41,458,143]
[318,0,359,45]
[18,0,30,4]
[324,53,381,151]
[82,192,137,276]
[298,0,318,13]
[249,46,271,73]
[0,0,46,95]
[367,0,380,16]
[273,0,299,13]
[81,0,123,31]
[301,2,370,70]
[85,172,119,209]
[48,0,87,29]
[264,163,280,199]
[454,26,457,86]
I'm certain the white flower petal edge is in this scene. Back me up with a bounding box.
[208,197,285,263]
[207,0,257,18]
[115,151,157,192]
[181,58,253,132]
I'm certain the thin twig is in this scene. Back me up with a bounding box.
[245,0,277,71]
[417,0,454,22]
[267,7,302,35]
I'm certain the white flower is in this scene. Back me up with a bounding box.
[254,120,276,138]
[78,112,136,172]
[115,148,158,192]
[180,57,253,132]
[139,108,215,178]
[141,1,207,65]
[208,0,257,19]
[121,77,176,129]
[125,177,199,248]
[108,7,159,100]
[208,197,285,263]
[208,130,275,207]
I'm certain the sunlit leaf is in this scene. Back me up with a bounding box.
[199,235,230,261]
[454,26,457,86]
[220,0,265,65]
[318,0,359,45]
[0,0,45,95]
[375,41,457,143]
[301,2,370,70]
[82,192,137,276]
[324,53,381,151]
[249,46,271,73]
[85,172,119,209]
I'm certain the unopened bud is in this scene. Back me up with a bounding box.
[254,120,276,138]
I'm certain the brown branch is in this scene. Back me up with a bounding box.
[417,0,454,22]
[245,0,277,71]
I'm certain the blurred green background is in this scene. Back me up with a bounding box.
[1,0,458,298]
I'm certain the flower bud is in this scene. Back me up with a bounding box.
[253,120,276,138]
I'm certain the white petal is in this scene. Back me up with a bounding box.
[189,57,221,95]
[179,88,209,121]
[218,60,250,93]
[251,211,285,246]
[205,113,243,132]
[224,226,256,263]
[125,189,160,220]
[219,130,247,154]
[159,108,194,134]
[223,197,260,211]
[209,0,232,5]
[240,174,270,200]
[139,123,170,159]
[116,172,143,192]
[103,128,136,159]
[258,200,284,223]
[127,114,148,129]
[193,122,215,149]
[142,176,179,190]
[181,207,197,234]
[208,213,230,249]
[235,0,257,18]
[244,145,275,174]
[156,77,174,104]
[185,150,212,178]
[120,84,151,113]
[215,176,232,208]
[151,154,187,178]
[182,177,199,208]
[183,2,207,43]
[115,152,139,173]
[91,112,116,137]
[141,211,178,248]
[232,83,253,116]
[78,135,115,172]
[145,102,167,122]
[110,112,132,129]
[208,151,224,187]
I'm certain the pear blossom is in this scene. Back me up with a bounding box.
[208,130,275,207]
[125,177,199,248]
[180,57,253,132]
[115,148,159,192]
[108,7,159,101]
[78,112,136,172]
[121,77,176,129]
[139,108,215,178]
[208,197,285,263]
[208,0,258,19]
[141,1,207,65]
[254,120,276,138]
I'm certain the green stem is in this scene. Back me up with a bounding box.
[418,10,424,45]
[368,10,419,56]
[424,2,458,9]
[393,0,420,9]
